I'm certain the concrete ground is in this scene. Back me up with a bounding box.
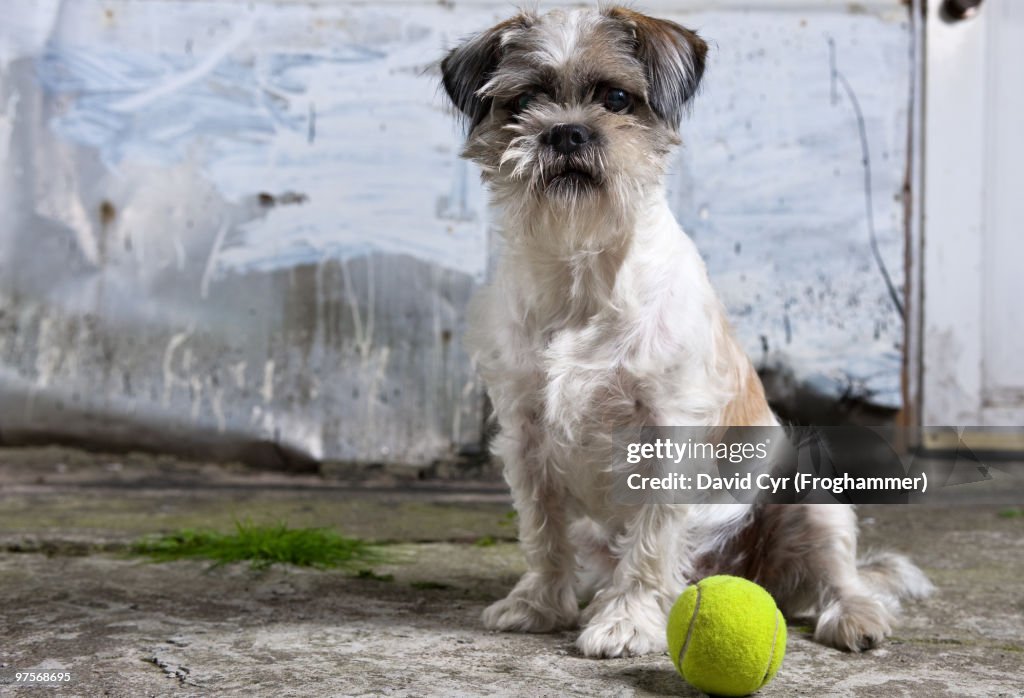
[0,447,1021,697]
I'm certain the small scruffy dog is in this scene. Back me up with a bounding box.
[441,6,932,658]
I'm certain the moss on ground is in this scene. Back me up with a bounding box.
[130,521,386,570]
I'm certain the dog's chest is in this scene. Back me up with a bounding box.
[499,325,643,476]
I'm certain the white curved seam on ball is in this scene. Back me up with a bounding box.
[761,610,780,685]
[677,583,702,670]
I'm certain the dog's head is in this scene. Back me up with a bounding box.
[441,7,706,224]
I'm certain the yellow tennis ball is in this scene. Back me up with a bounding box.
[666,575,786,697]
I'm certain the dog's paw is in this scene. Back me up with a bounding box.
[482,593,577,633]
[576,614,667,658]
[577,587,670,657]
[814,595,893,652]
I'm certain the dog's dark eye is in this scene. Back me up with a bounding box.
[601,87,632,113]
[511,93,534,113]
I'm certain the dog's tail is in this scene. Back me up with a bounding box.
[858,550,934,611]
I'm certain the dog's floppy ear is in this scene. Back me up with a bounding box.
[605,7,707,127]
[441,14,533,129]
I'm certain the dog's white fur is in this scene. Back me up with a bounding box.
[443,6,932,658]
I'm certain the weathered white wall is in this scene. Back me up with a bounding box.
[673,5,910,408]
[0,1,910,466]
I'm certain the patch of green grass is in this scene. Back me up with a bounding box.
[410,580,451,590]
[130,520,384,570]
[474,535,496,547]
[997,508,1023,519]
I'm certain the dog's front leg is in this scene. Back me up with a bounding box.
[482,429,579,633]
[576,504,684,657]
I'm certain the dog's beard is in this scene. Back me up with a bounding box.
[545,162,601,196]
[497,122,606,200]
[471,123,666,242]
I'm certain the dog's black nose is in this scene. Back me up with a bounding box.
[546,124,591,154]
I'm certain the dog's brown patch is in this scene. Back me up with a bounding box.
[715,313,774,426]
